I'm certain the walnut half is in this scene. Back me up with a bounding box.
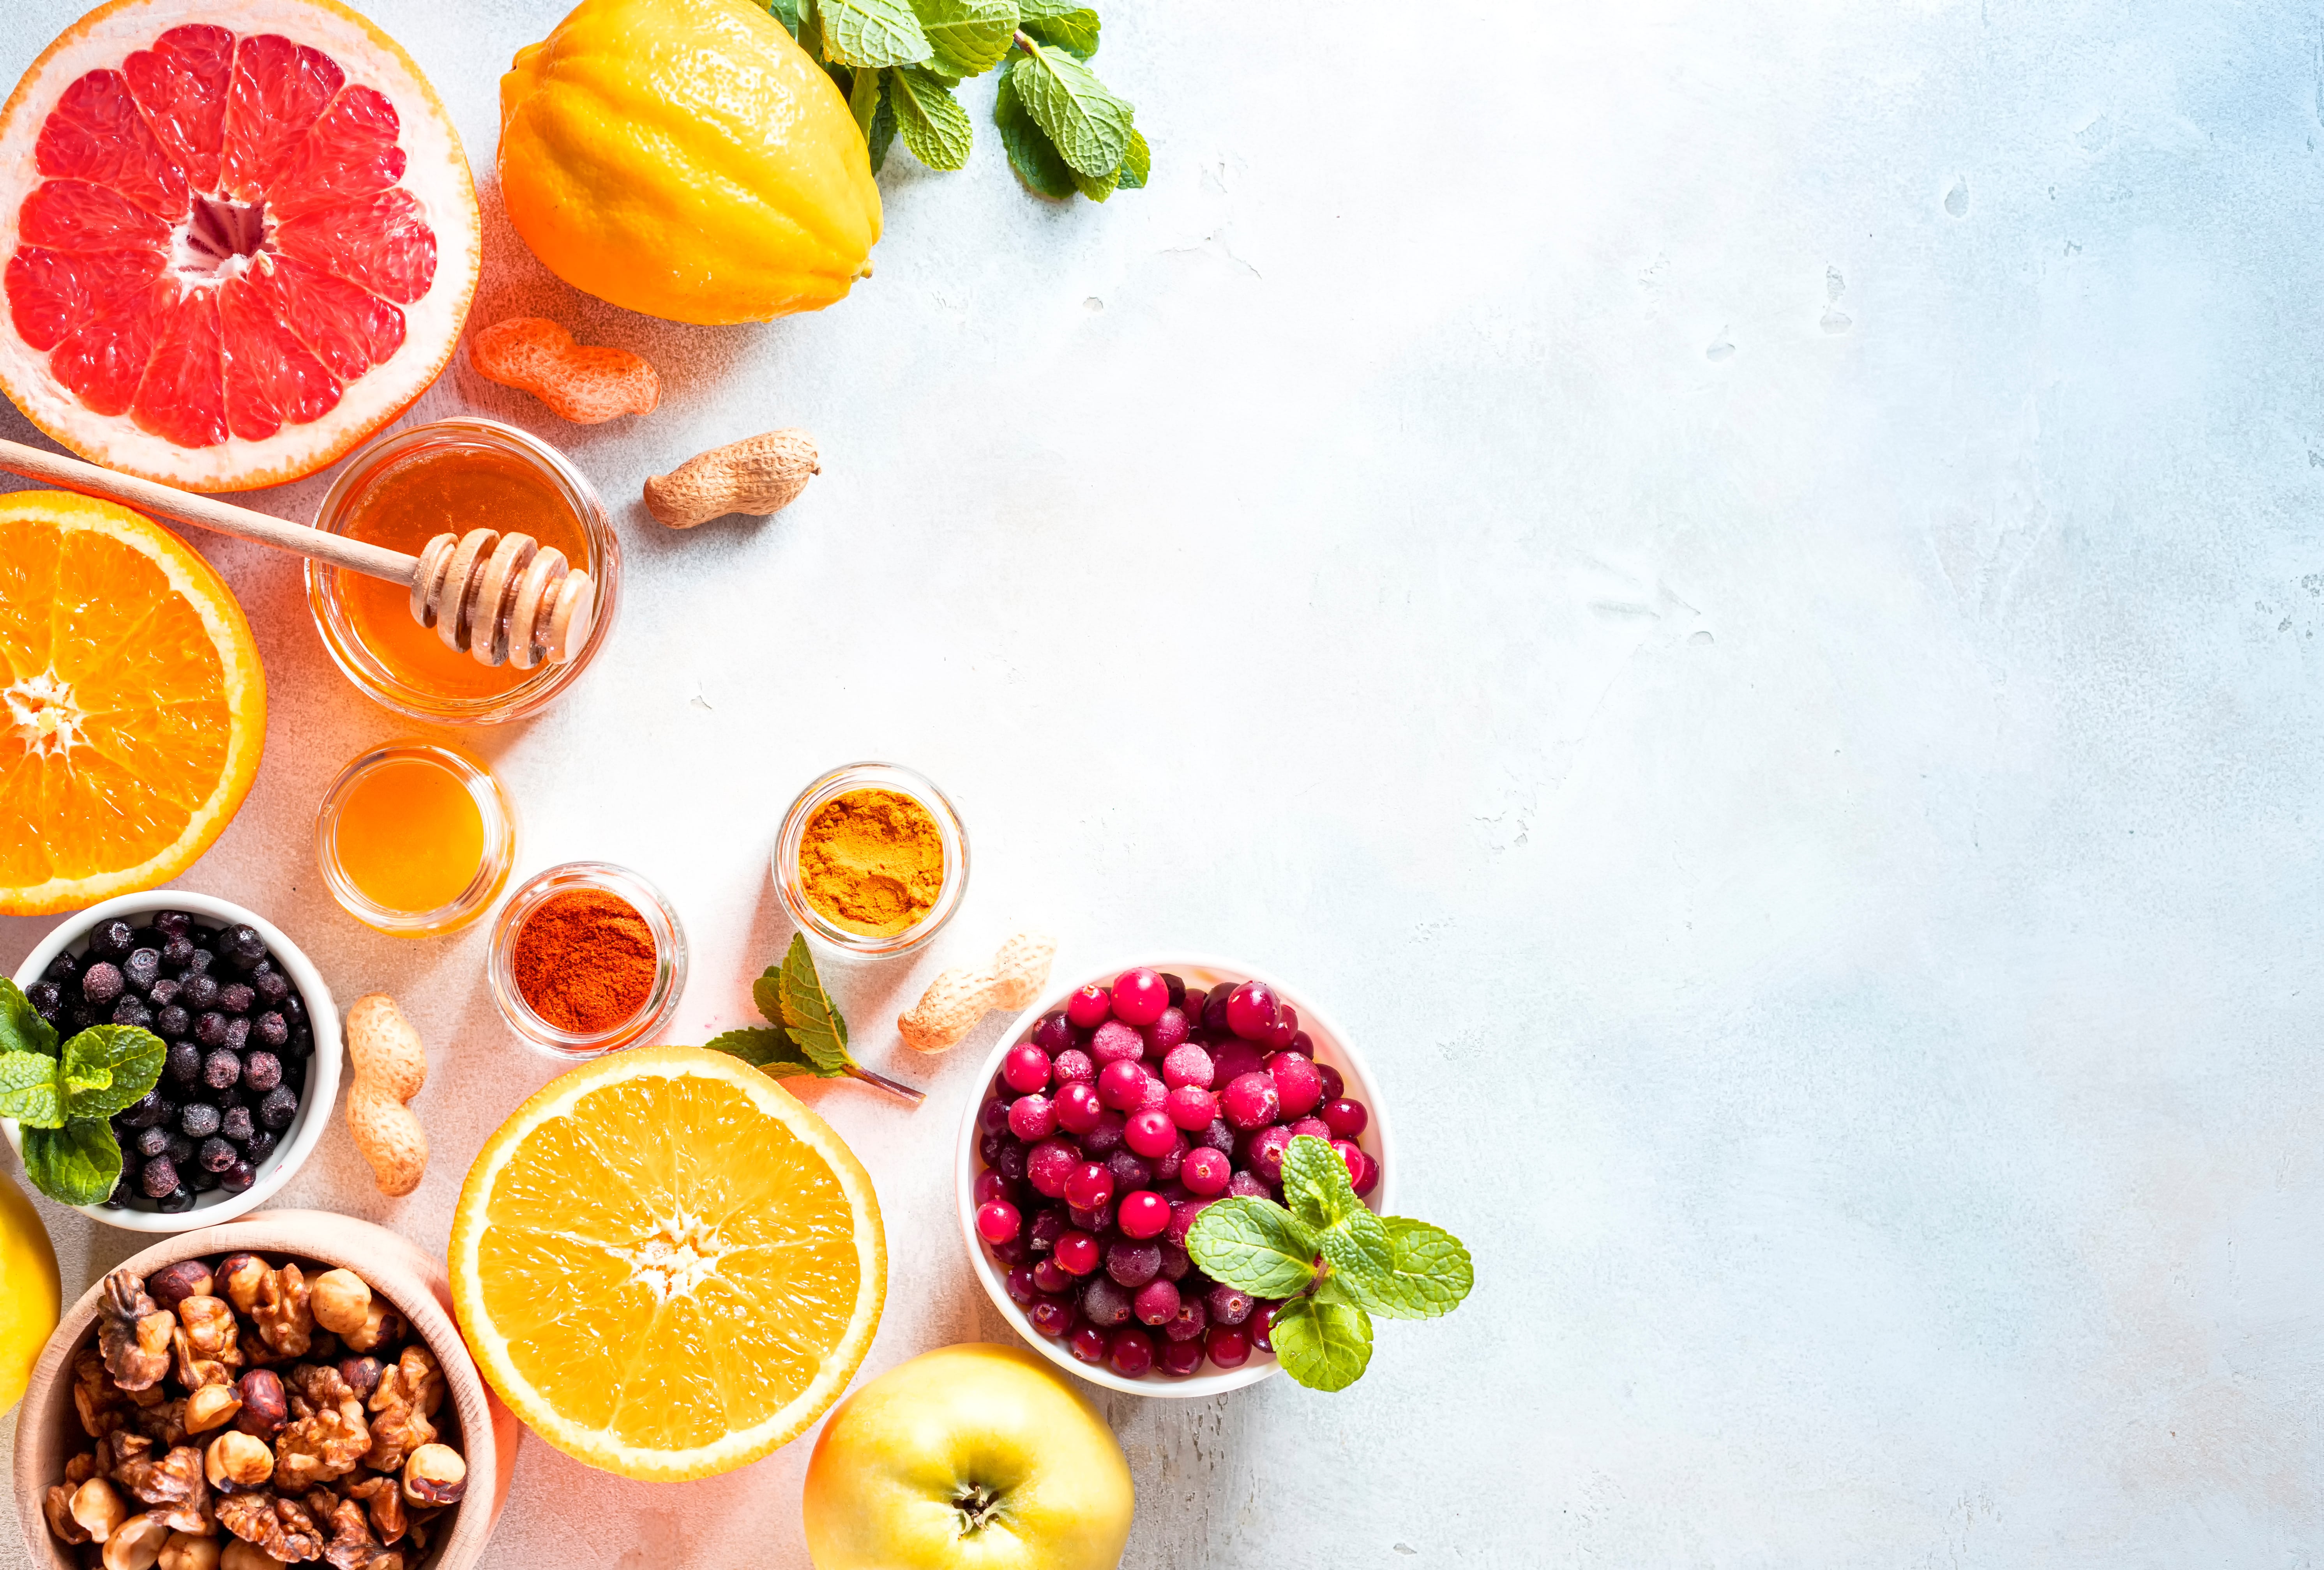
[98,1275,175,1393]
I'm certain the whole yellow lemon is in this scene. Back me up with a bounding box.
[499,0,881,324]
[0,1168,60,1415]
[803,1343,1135,1570]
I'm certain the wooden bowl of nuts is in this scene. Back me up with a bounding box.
[11,1211,517,1570]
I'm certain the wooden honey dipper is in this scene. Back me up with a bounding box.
[0,435,593,668]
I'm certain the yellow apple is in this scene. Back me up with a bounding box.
[803,1342,1135,1570]
[0,1167,59,1415]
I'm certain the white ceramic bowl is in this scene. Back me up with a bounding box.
[955,955,1395,1399]
[2,892,343,1231]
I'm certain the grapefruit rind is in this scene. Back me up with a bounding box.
[0,489,265,915]
[0,0,480,492]
[449,1043,889,1481]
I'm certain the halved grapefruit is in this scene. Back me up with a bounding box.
[0,0,479,492]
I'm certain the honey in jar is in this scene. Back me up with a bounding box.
[316,743,515,935]
[338,444,593,702]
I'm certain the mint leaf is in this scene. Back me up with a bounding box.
[1008,37,1130,178]
[848,63,884,138]
[819,0,932,68]
[1280,1134,1360,1235]
[765,0,802,36]
[911,0,1017,76]
[890,66,973,170]
[1337,1217,1475,1322]
[1185,1196,1318,1298]
[1070,162,1118,203]
[58,1026,162,1121]
[0,979,58,1061]
[0,1052,63,1127]
[775,935,853,1074]
[21,1118,121,1208]
[1270,1296,1373,1391]
[1017,0,1098,57]
[995,63,1075,199]
[702,1026,827,1080]
[799,0,828,57]
[868,85,899,171]
[1115,126,1148,189]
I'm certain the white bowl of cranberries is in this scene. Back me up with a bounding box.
[955,956,1393,1397]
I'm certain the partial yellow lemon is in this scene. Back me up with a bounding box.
[0,1167,61,1415]
[498,0,881,324]
[449,1043,886,1480]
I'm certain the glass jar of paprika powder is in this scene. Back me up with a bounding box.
[487,862,687,1057]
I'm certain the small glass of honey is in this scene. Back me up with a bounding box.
[307,417,619,724]
[315,742,516,936]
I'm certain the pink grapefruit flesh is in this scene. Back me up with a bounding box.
[0,0,479,491]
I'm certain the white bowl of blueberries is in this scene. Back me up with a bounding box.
[2,891,341,1231]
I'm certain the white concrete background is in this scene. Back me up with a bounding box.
[4,0,2322,1562]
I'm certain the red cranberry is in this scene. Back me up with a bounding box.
[1351,1150,1380,1198]
[1267,1053,1324,1117]
[1161,1043,1213,1090]
[1123,1109,1177,1159]
[1007,1094,1057,1141]
[1181,1147,1230,1195]
[1210,1040,1266,1084]
[1161,1296,1208,1342]
[1142,1006,1190,1056]
[1005,1266,1040,1305]
[974,1169,1016,1207]
[1054,1081,1104,1134]
[1321,1098,1369,1139]
[1089,1020,1144,1066]
[1068,1325,1110,1363]
[1065,985,1112,1028]
[1224,981,1281,1041]
[976,1201,1022,1245]
[978,1097,1012,1135]
[1110,968,1169,1027]
[1002,1044,1052,1094]
[1117,1189,1171,1240]
[1081,1110,1127,1156]
[1081,1276,1134,1327]
[1053,1048,1096,1084]
[1249,1303,1277,1352]
[1158,1337,1206,1377]
[1206,1326,1252,1368]
[1064,1162,1114,1212]
[1032,1258,1073,1295]
[1219,1071,1279,1130]
[1205,1282,1255,1326]
[1107,1327,1155,1378]
[1028,1206,1068,1251]
[1031,1299,1078,1339]
[1031,1011,1076,1054]
[1027,1138,1080,1197]
[1097,1059,1151,1112]
[1244,1126,1294,1186]
[1132,1278,1180,1326]
[1315,1062,1344,1101]
[1053,1230,1101,1275]
[1165,1197,1215,1248]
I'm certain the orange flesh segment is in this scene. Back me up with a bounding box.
[472,1073,864,1452]
[0,514,230,886]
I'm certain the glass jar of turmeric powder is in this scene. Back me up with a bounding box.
[487,862,688,1057]
[773,762,969,958]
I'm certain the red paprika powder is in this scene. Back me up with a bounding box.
[512,887,657,1033]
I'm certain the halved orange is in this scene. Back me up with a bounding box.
[449,1043,887,1480]
[0,488,264,914]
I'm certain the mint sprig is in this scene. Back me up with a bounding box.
[700,935,925,1103]
[1186,1134,1473,1392]
[766,0,1145,202]
[0,978,162,1208]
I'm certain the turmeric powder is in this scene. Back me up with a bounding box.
[798,788,945,936]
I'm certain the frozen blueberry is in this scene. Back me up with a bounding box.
[198,1136,237,1173]
[88,919,135,959]
[24,979,60,1020]
[182,974,219,1011]
[220,1104,255,1144]
[148,977,180,1009]
[139,1155,180,1199]
[110,997,152,1031]
[179,1102,221,1139]
[283,1026,312,1059]
[124,948,161,991]
[193,1011,228,1047]
[219,1160,255,1194]
[160,935,194,969]
[252,1012,288,1050]
[81,963,124,1006]
[241,1129,277,1165]
[43,950,81,987]
[217,982,255,1014]
[203,1050,240,1091]
[155,1005,190,1039]
[219,925,265,970]
[190,1165,223,1193]
[222,1017,250,1052]
[253,970,290,1006]
[179,948,214,978]
[242,1053,283,1094]
[258,1086,299,1130]
[157,1186,197,1213]
[279,994,305,1026]
[165,1040,201,1083]
[118,1090,170,1129]
[152,911,191,939]
[133,1125,171,1159]
[163,1132,194,1162]
[64,1005,99,1035]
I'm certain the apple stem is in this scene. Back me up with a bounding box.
[952,1482,1005,1535]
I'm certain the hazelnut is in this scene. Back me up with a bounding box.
[308,1269,371,1337]
[219,1543,288,1570]
[101,1513,170,1570]
[69,1478,126,1543]
[157,1532,220,1570]
[337,1357,382,1400]
[233,1370,287,1439]
[144,1262,214,1312]
[183,1383,242,1434]
[205,1431,274,1490]
[341,1300,401,1354]
[400,1444,466,1507]
[215,1254,266,1315]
